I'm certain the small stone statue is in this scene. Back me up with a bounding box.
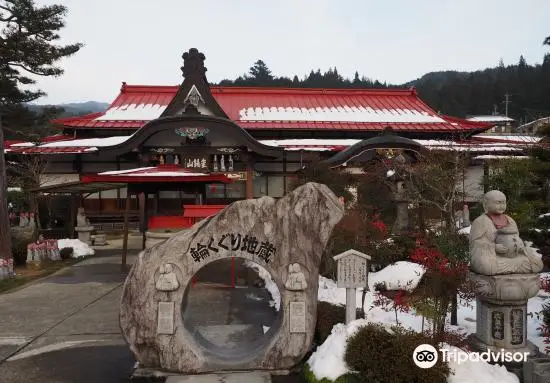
[76,208,90,227]
[228,155,234,171]
[19,212,28,227]
[156,264,180,292]
[220,154,226,172]
[213,155,218,172]
[469,190,543,275]
[285,263,308,291]
[174,155,180,165]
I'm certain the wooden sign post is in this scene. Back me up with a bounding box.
[333,249,371,324]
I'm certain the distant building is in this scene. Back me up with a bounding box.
[466,115,515,134]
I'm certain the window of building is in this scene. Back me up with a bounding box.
[253,176,267,198]
[267,176,285,197]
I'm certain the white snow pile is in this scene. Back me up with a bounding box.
[443,345,520,383]
[368,261,425,292]
[307,320,520,382]
[539,212,550,219]
[57,239,95,258]
[243,260,281,311]
[458,225,471,235]
[307,319,372,381]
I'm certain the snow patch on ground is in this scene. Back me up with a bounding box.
[307,319,372,380]
[443,345,520,383]
[368,261,425,292]
[313,270,549,382]
[57,239,95,258]
[243,260,280,311]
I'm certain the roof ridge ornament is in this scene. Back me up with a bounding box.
[181,48,207,80]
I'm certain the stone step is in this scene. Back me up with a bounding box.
[165,372,271,383]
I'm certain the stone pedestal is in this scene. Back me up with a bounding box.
[468,272,541,360]
[75,226,94,245]
[92,234,107,246]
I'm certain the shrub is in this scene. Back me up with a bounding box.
[60,247,73,260]
[303,364,359,383]
[344,324,450,383]
[542,302,550,327]
[315,302,364,344]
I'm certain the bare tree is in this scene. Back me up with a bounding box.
[8,154,50,235]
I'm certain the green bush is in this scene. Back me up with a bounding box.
[542,302,550,327]
[344,324,450,383]
[60,247,73,260]
[316,302,364,344]
[303,364,359,383]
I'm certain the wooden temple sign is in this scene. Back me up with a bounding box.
[333,249,371,288]
[224,172,247,181]
[183,156,209,170]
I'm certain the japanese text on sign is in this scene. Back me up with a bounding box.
[188,233,276,264]
[184,157,208,169]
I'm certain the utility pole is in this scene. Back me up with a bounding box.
[503,93,512,117]
[0,111,13,268]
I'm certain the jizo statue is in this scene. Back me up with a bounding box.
[469,190,543,276]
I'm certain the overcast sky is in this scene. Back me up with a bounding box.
[31,0,550,104]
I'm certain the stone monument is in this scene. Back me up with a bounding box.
[119,182,344,375]
[468,190,543,361]
[75,207,94,245]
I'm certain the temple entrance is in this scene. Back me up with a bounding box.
[181,258,282,359]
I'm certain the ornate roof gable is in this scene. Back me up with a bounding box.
[161,48,228,118]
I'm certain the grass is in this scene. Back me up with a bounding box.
[0,258,82,294]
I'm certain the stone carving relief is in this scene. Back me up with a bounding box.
[510,308,524,345]
[155,264,180,292]
[285,263,308,291]
[491,311,504,340]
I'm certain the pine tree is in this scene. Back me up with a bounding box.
[545,36,550,46]
[247,60,273,84]
[0,0,82,267]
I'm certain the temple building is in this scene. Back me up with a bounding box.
[4,48,541,243]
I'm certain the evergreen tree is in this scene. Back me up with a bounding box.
[0,0,82,266]
[545,36,550,46]
[247,60,274,84]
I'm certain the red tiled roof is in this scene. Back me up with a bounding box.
[80,165,232,183]
[4,135,73,149]
[6,146,96,154]
[52,84,491,134]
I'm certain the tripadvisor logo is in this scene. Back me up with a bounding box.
[413,344,438,368]
[413,344,530,368]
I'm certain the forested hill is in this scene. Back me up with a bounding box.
[216,55,550,123]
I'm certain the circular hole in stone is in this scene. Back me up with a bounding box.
[181,258,282,360]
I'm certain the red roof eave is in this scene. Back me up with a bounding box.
[80,173,232,184]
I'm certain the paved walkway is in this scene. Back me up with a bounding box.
[0,251,138,383]
[0,251,302,383]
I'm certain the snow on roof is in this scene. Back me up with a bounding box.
[467,115,515,122]
[472,155,530,160]
[96,104,166,121]
[239,107,446,123]
[98,167,209,177]
[473,135,542,143]
[40,136,132,147]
